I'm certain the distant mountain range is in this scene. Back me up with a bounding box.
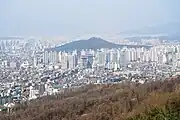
[118,22,180,42]
[125,35,180,43]
[53,37,151,52]
[119,22,180,36]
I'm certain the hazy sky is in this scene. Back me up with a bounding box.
[0,0,180,37]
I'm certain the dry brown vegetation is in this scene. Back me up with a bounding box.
[1,76,180,120]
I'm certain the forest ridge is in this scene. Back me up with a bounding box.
[1,76,180,120]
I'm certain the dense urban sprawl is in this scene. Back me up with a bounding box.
[0,38,180,112]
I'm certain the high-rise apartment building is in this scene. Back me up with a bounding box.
[60,52,68,69]
[43,50,59,65]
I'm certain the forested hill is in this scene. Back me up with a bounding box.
[53,37,152,52]
[1,76,180,120]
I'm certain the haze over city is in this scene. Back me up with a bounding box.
[1,0,180,40]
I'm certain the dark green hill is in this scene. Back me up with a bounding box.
[53,37,151,52]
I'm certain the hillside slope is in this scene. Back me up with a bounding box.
[1,76,180,120]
